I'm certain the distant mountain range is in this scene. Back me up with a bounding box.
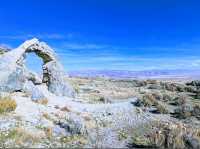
[69,69,200,79]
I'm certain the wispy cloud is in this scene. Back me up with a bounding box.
[56,49,200,70]
[191,60,200,66]
[61,43,108,50]
[51,41,200,70]
[0,33,73,40]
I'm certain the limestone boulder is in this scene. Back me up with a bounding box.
[23,81,46,100]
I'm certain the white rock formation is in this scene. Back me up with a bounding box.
[0,38,75,99]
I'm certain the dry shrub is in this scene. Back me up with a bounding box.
[156,104,169,114]
[42,112,51,120]
[148,122,186,148]
[118,130,128,141]
[172,95,195,119]
[131,121,200,149]
[160,82,185,92]
[192,104,200,120]
[35,98,48,105]
[0,127,44,147]
[161,82,176,92]
[162,93,172,102]
[60,135,87,146]
[82,112,92,121]
[14,127,42,146]
[141,93,169,114]
[142,93,158,107]
[151,92,163,100]
[176,94,187,105]
[0,96,17,114]
[173,105,192,119]
[60,106,71,112]
[44,127,53,139]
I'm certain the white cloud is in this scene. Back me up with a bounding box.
[0,33,73,40]
[61,43,108,50]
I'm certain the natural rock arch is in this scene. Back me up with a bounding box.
[24,43,57,85]
[0,38,75,99]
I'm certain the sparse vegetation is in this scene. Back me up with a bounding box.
[142,93,158,106]
[118,130,128,141]
[60,135,87,148]
[34,98,48,105]
[135,93,169,114]
[192,104,200,120]
[66,77,200,147]
[155,104,169,114]
[44,127,53,139]
[173,105,192,119]
[171,94,187,106]
[42,112,51,120]
[0,127,42,147]
[60,106,71,112]
[0,76,200,148]
[0,96,17,114]
[172,102,200,120]
[130,121,200,149]
[162,93,173,101]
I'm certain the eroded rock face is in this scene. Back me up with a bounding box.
[0,38,75,98]
[43,61,75,97]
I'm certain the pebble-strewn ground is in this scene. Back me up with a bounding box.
[0,77,199,148]
[68,77,200,148]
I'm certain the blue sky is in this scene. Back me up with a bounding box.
[0,0,200,72]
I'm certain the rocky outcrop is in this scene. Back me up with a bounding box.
[0,38,75,98]
[0,46,10,55]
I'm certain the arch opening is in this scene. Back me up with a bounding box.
[25,52,44,83]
